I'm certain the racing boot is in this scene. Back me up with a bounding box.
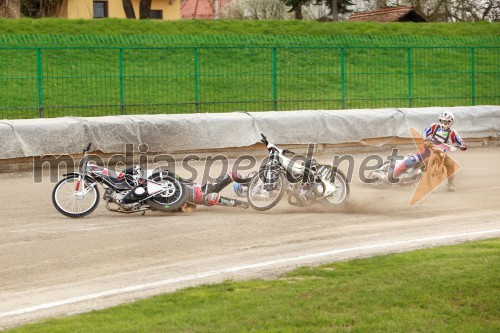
[447,175,456,192]
[219,196,249,209]
[204,193,249,209]
[392,162,407,179]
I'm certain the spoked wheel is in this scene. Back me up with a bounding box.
[322,167,350,205]
[146,172,187,212]
[52,175,100,218]
[426,154,444,189]
[246,169,286,211]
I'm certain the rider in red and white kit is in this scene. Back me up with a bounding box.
[180,171,253,212]
[392,111,467,192]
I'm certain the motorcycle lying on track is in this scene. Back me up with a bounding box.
[235,134,350,211]
[367,141,457,187]
[52,144,187,218]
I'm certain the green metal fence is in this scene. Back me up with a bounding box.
[1,35,499,119]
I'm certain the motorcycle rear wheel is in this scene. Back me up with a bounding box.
[146,173,187,212]
[247,169,285,211]
[322,167,350,205]
[52,175,100,218]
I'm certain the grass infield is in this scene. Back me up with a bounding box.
[5,238,499,333]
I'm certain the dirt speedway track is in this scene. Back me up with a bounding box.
[0,147,499,329]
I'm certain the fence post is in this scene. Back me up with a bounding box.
[471,47,475,106]
[36,48,43,118]
[272,47,278,111]
[119,48,125,115]
[194,47,199,113]
[407,48,413,108]
[340,47,346,110]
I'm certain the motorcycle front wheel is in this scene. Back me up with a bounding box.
[146,172,187,212]
[52,175,100,218]
[322,167,350,205]
[247,169,286,211]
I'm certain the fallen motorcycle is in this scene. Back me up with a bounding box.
[52,144,186,218]
[367,141,457,187]
[237,134,349,211]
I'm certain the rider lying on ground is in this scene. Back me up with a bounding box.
[180,171,254,211]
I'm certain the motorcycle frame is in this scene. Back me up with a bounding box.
[262,140,338,197]
[66,146,179,206]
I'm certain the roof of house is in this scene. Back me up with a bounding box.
[348,7,429,22]
[181,0,231,19]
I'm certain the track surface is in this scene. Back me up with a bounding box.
[0,147,499,329]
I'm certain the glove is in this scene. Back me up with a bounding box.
[433,147,443,155]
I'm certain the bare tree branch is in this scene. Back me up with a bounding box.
[355,0,500,21]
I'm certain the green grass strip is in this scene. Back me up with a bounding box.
[0,20,499,47]
[6,238,499,333]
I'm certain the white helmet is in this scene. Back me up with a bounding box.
[438,111,454,130]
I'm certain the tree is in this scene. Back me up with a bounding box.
[121,0,153,19]
[321,0,355,20]
[283,0,315,20]
[282,0,354,20]
[1,0,21,18]
[139,0,152,19]
[442,0,500,22]
[122,0,136,18]
[221,0,292,20]
[330,0,339,20]
[357,0,500,22]
[20,0,63,17]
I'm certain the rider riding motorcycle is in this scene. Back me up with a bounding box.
[390,112,467,192]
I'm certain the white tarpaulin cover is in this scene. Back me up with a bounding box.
[1,106,499,159]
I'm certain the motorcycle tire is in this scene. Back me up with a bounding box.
[321,167,350,205]
[146,172,187,212]
[247,169,286,211]
[52,175,100,218]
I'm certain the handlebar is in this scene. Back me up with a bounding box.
[424,139,455,151]
[430,142,456,154]
[260,133,268,145]
[260,133,296,155]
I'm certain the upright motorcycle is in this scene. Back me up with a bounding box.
[424,143,457,188]
[52,144,186,218]
[244,134,349,211]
